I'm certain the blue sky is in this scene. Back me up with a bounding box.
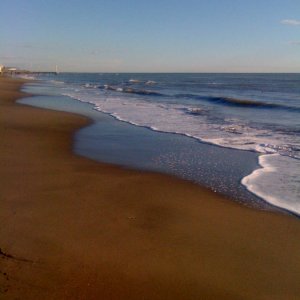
[0,0,299,72]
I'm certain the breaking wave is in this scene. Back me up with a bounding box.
[175,94,300,111]
[93,84,300,112]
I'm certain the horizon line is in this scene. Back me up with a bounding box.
[28,71,300,74]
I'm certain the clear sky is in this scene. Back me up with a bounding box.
[0,0,299,72]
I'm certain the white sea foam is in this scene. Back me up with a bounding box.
[50,80,65,84]
[242,154,300,215]
[146,80,156,85]
[16,74,37,80]
[63,87,300,155]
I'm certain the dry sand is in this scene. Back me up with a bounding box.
[0,76,300,299]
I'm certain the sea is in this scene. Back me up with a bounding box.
[19,73,300,216]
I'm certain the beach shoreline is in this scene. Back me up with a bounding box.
[20,79,280,215]
[1,76,300,299]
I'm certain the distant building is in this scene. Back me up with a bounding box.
[0,65,4,74]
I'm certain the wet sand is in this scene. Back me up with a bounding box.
[1,76,300,299]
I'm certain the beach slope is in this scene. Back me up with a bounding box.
[0,77,300,299]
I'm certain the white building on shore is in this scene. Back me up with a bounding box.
[0,65,4,74]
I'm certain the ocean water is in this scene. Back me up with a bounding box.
[20,73,300,215]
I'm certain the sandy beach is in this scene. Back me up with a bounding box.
[1,76,300,299]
